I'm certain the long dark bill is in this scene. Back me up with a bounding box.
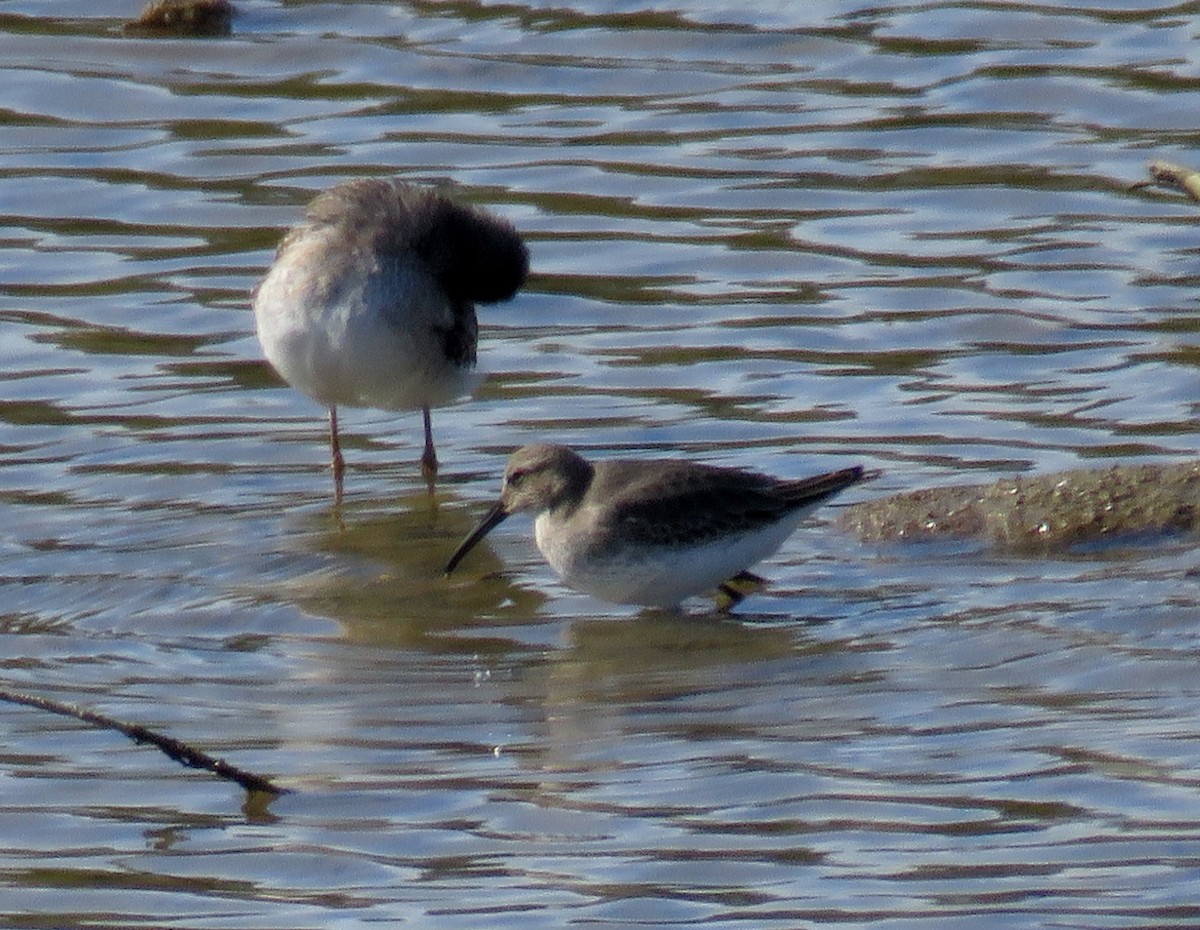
[445,501,510,573]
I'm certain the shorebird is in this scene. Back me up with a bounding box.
[445,443,867,609]
[253,178,528,501]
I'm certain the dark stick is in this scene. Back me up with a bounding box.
[0,686,289,796]
[1130,160,1200,202]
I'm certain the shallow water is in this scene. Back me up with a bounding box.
[2,1,1199,927]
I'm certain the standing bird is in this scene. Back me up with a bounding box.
[445,443,867,609]
[253,178,529,501]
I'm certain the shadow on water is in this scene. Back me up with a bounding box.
[263,488,549,653]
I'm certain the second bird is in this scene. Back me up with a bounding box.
[446,444,867,609]
[253,178,529,500]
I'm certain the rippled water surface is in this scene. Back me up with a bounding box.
[2,1,1199,926]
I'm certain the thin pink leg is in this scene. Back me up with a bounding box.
[420,405,438,479]
[329,406,345,504]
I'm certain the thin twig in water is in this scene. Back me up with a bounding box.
[1130,160,1200,202]
[0,686,289,796]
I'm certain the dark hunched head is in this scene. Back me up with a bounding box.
[416,195,529,305]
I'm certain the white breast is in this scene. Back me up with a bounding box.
[253,231,478,411]
[534,510,806,608]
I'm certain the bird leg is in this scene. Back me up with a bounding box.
[420,405,439,480]
[716,583,745,609]
[328,406,345,505]
[716,570,768,610]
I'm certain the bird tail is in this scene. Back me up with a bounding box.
[784,465,869,508]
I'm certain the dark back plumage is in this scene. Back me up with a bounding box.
[595,461,865,547]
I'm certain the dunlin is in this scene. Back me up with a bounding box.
[445,443,867,609]
[253,178,528,500]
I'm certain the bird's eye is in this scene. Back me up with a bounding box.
[507,469,526,487]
